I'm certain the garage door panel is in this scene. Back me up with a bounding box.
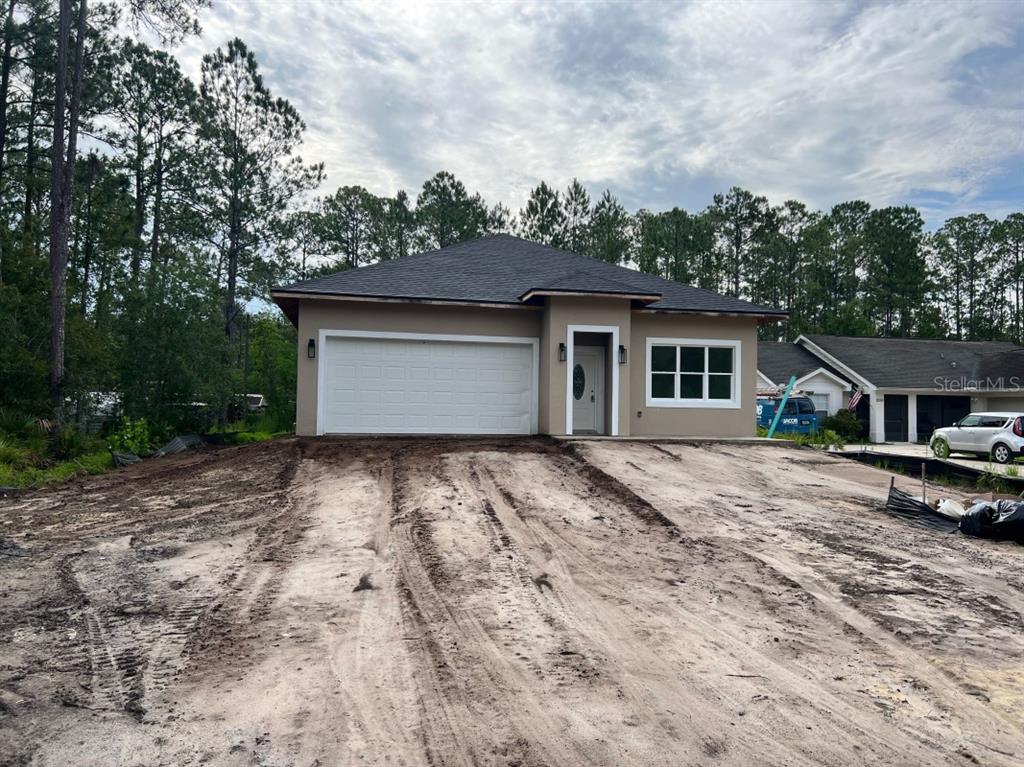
[321,336,535,435]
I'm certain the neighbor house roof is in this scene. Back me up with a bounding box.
[798,334,1024,389]
[272,234,786,322]
[757,342,850,387]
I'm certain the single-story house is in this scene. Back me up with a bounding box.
[758,335,1024,443]
[756,342,852,421]
[271,234,785,437]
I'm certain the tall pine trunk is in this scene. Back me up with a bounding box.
[23,74,37,251]
[0,0,15,282]
[224,189,240,340]
[48,0,87,419]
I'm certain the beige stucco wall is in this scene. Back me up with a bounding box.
[294,299,542,435]
[980,395,1024,411]
[629,313,759,437]
[541,296,633,436]
[290,296,761,438]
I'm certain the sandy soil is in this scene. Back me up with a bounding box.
[1,437,1021,766]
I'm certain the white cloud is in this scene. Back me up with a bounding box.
[151,0,1022,223]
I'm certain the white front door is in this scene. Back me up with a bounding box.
[571,346,605,434]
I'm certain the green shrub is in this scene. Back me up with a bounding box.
[822,409,863,440]
[107,418,154,455]
[0,450,113,488]
[0,437,32,468]
[762,426,844,449]
[0,408,34,437]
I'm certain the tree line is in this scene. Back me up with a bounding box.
[302,177,1023,344]
[1,0,1021,436]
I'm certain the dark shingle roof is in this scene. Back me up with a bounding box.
[757,342,847,385]
[802,335,1024,389]
[273,234,784,317]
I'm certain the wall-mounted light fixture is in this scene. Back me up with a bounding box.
[618,344,627,364]
[307,338,316,359]
[558,342,567,362]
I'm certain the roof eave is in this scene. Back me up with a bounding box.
[635,307,788,322]
[795,334,876,391]
[268,289,538,312]
[518,287,662,303]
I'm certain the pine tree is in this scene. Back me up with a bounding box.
[863,206,926,336]
[932,214,995,339]
[199,38,322,343]
[561,178,591,254]
[589,189,630,264]
[707,187,771,297]
[517,181,565,246]
[415,171,488,249]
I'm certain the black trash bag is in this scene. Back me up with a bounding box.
[958,500,1024,542]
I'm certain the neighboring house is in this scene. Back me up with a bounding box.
[756,342,851,421]
[758,335,1024,443]
[271,234,785,437]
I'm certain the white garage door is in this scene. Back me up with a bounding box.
[320,334,537,435]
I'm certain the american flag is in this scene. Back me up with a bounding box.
[848,387,863,411]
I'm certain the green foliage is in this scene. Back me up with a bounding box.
[977,467,1012,495]
[821,409,864,441]
[589,190,631,264]
[767,428,845,449]
[415,171,489,250]
[0,437,32,468]
[562,179,591,253]
[247,314,296,432]
[517,181,566,247]
[108,418,154,456]
[0,450,113,489]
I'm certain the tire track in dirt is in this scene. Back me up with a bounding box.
[471,453,902,765]
[180,443,306,678]
[389,446,590,767]
[573,440,1024,764]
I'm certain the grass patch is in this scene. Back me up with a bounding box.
[0,450,113,489]
[208,429,288,446]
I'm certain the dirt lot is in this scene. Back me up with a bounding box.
[1,437,1022,766]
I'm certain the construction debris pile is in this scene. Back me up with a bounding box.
[886,484,1024,543]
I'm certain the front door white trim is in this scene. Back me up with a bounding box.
[572,346,606,433]
[316,328,540,436]
[565,324,620,436]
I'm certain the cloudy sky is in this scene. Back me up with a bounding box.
[165,0,1023,226]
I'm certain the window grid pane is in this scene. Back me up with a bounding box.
[680,347,704,373]
[708,373,732,400]
[651,373,676,399]
[708,347,733,373]
[679,374,703,399]
[651,345,677,372]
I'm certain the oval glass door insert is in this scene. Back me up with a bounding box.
[572,363,586,400]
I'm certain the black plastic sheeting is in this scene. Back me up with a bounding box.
[959,501,1024,542]
[884,486,959,533]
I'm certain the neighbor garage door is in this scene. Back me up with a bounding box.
[320,334,537,434]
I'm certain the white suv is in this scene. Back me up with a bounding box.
[930,412,1024,464]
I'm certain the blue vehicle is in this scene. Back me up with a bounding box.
[756,395,819,435]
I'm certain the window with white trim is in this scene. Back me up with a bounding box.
[648,342,738,404]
